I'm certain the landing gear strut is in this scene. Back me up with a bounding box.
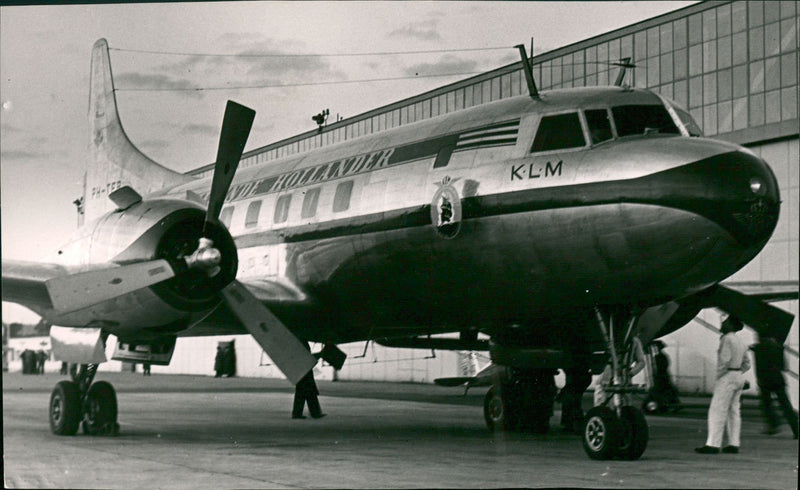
[484,368,556,434]
[581,307,649,460]
[49,364,119,436]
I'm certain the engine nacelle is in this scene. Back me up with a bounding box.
[50,198,238,334]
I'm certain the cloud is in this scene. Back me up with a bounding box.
[403,55,477,77]
[388,20,442,41]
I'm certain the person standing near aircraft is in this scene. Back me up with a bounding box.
[292,343,325,420]
[695,315,751,454]
[651,340,680,411]
[750,336,798,439]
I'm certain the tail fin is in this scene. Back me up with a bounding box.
[82,38,191,223]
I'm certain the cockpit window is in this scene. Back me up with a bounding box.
[611,105,680,137]
[531,113,586,152]
[672,107,703,137]
[585,109,613,145]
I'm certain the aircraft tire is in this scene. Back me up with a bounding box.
[582,406,621,460]
[50,381,81,436]
[484,386,518,432]
[81,381,119,436]
[617,406,648,460]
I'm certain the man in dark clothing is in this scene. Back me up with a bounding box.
[751,336,798,439]
[292,342,325,419]
[652,341,680,410]
[560,367,592,433]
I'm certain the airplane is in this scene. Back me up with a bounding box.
[2,38,797,461]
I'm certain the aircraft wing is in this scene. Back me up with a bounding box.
[720,280,799,302]
[2,260,67,310]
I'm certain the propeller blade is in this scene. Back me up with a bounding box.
[205,101,256,231]
[221,280,317,385]
[45,259,175,313]
[707,284,795,342]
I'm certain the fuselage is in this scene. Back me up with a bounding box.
[49,86,781,345]
[166,87,779,342]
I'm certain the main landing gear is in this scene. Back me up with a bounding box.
[581,307,648,460]
[49,364,119,436]
[484,368,556,434]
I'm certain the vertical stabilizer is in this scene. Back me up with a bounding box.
[83,38,191,223]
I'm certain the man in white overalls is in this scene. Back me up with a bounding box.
[695,315,751,454]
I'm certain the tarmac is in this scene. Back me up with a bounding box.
[3,372,798,489]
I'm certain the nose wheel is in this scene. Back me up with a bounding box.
[581,306,649,460]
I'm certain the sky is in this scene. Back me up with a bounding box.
[1,1,694,322]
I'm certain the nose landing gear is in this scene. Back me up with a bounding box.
[581,307,649,460]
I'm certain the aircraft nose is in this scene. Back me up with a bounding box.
[679,147,781,249]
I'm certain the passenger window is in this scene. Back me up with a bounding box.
[245,200,261,228]
[219,206,234,228]
[333,181,354,212]
[301,188,321,219]
[273,195,292,224]
[531,113,586,152]
[585,109,613,144]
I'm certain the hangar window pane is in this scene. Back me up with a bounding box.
[702,9,717,41]
[634,31,646,63]
[733,65,749,98]
[491,78,500,101]
[647,57,660,86]
[574,51,585,79]
[748,1,764,27]
[732,31,748,65]
[703,104,718,136]
[673,18,687,50]
[765,90,781,124]
[531,113,586,152]
[333,181,353,212]
[750,26,765,60]
[245,200,261,228]
[718,100,733,133]
[455,88,465,109]
[660,23,673,53]
[732,2,748,32]
[661,53,674,83]
[765,22,780,57]
[562,56,573,82]
[422,99,431,119]
[674,48,687,79]
[620,35,633,60]
[703,73,717,105]
[542,63,552,87]
[780,1,795,19]
[464,85,475,108]
[765,57,780,91]
[301,188,320,219]
[781,52,797,86]
[703,40,717,72]
[689,76,703,108]
[647,27,660,58]
[586,46,597,75]
[781,18,797,53]
[689,44,703,76]
[781,87,798,120]
[598,42,609,65]
[750,60,765,93]
[750,92,765,126]
[688,13,702,45]
[612,105,680,136]
[674,79,688,108]
[482,81,491,103]
[552,62,562,86]
[274,195,291,224]
[510,71,521,96]
[764,1,780,23]
[220,206,234,228]
[717,4,732,37]
[733,97,748,130]
[718,68,732,101]
[718,36,732,69]
[585,109,613,144]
